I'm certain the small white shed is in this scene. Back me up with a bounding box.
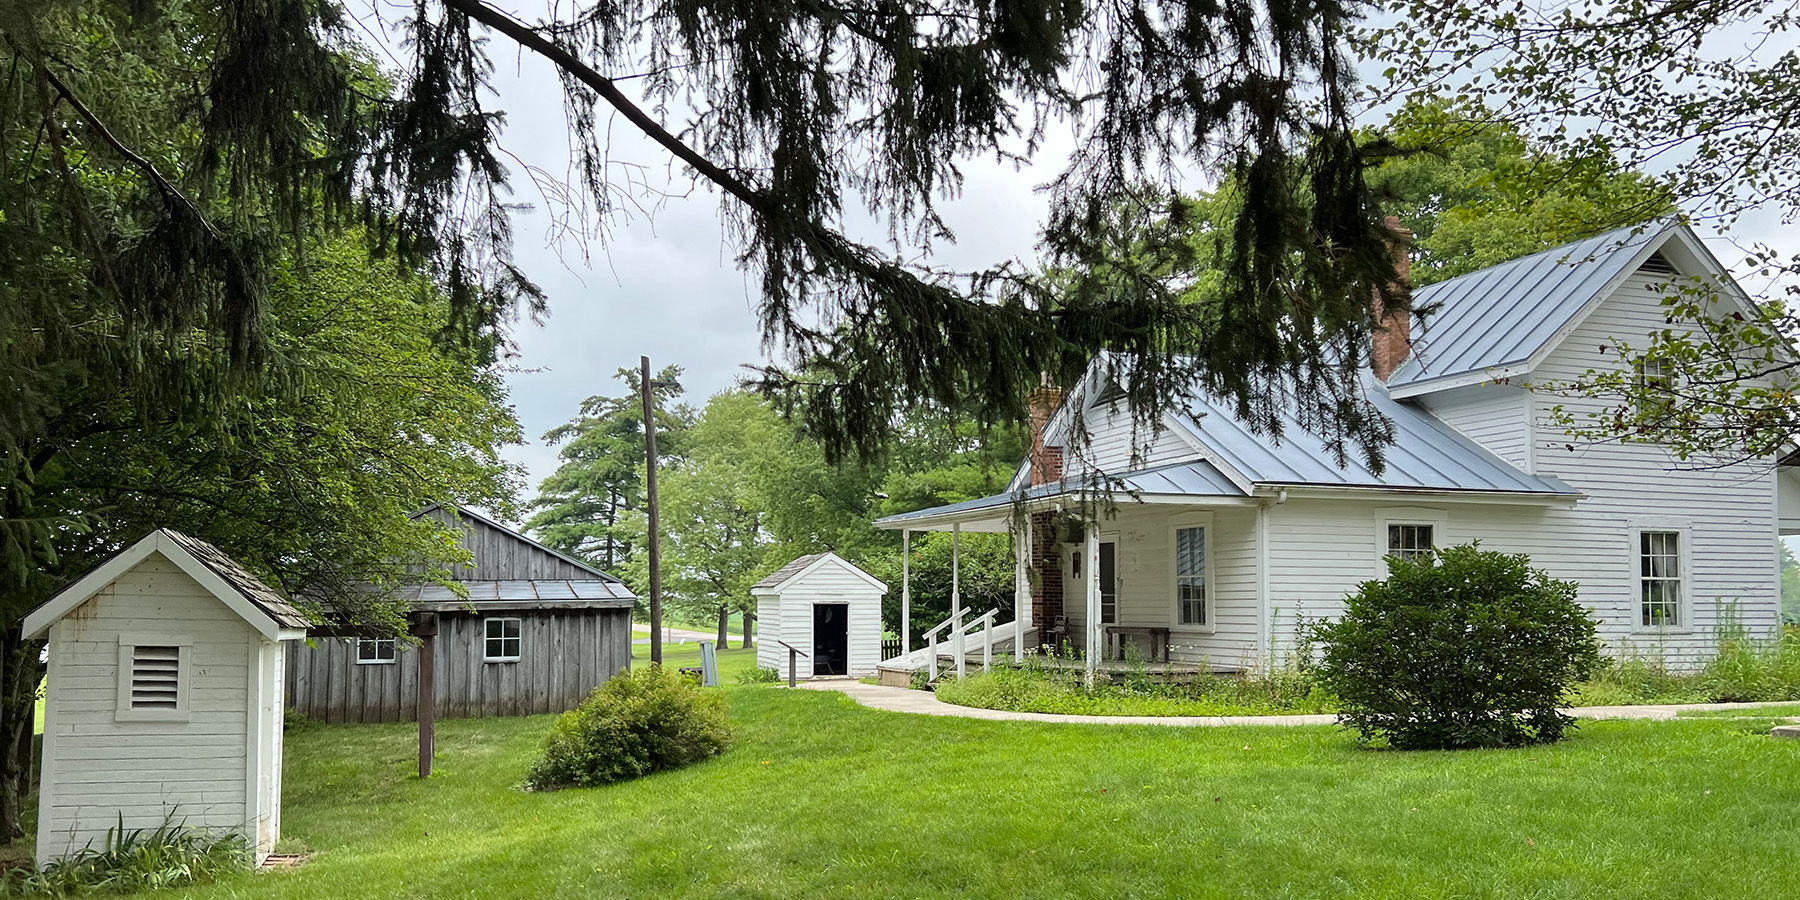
[752,552,886,679]
[24,529,309,866]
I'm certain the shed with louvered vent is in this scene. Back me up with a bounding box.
[22,529,309,867]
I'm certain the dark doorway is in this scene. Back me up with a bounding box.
[1099,541,1117,625]
[813,604,849,676]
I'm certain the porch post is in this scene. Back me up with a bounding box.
[1014,517,1030,659]
[901,529,911,655]
[1084,522,1100,688]
[953,523,965,678]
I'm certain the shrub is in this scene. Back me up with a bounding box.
[1315,544,1602,750]
[526,665,733,789]
[734,666,780,685]
[3,818,249,895]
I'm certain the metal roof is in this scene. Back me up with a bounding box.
[397,579,636,610]
[1388,220,1675,390]
[873,460,1246,529]
[1172,373,1579,495]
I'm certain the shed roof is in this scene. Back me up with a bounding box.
[24,529,310,640]
[400,579,636,612]
[1387,220,1675,390]
[751,551,887,594]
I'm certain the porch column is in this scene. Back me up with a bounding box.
[1084,523,1100,688]
[952,523,964,678]
[901,529,911,654]
[1014,517,1030,658]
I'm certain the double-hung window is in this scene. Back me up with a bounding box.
[1639,530,1683,627]
[1387,524,1435,562]
[356,637,397,665]
[484,617,522,662]
[1175,526,1208,626]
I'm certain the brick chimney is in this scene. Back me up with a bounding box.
[1028,374,1064,486]
[1371,215,1415,383]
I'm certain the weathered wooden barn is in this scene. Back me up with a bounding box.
[26,529,309,866]
[285,505,635,723]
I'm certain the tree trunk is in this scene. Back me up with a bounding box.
[716,606,730,650]
[0,627,43,843]
[744,610,754,648]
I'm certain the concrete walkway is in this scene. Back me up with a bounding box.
[799,680,1799,727]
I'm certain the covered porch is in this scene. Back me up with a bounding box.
[874,461,1262,686]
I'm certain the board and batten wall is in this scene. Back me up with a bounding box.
[286,608,630,723]
[755,559,884,678]
[38,554,284,862]
[421,506,602,581]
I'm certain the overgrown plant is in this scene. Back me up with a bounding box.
[3,818,249,896]
[734,667,781,685]
[1316,544,1602,750]
[526,666,732,790]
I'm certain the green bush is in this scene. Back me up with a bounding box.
[526,665,733,790]
[734,666,780,685]
[4,818,249,895]
[1316,544,1602,750]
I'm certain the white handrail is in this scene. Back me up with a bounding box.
[918,607,1020,682]
[923,610,963,683]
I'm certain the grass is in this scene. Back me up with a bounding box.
[629,638,761,683]
[101,686,1800,899]
[1676,703,1800,718]
[934,663,1331,717]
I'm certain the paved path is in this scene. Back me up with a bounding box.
[799,680,1797,727]
[632,626,740,646]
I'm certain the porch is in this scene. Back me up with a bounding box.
[872,461,1264,687]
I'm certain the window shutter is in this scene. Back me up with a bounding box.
[130,645,182,709]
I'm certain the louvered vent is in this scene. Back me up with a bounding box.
[1639,251,1676,275]
[130,645,181,709]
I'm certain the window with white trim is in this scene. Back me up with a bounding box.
[356,638,397,665]
[1639,530,1683,627]
[484,617,522,662]
[1175,526,1207,626]
[1386,524,1435,562]
[1635,356,1677,394]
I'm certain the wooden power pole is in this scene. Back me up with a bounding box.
[641,355,664,666]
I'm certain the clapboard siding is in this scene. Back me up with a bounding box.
[755,555,886,677]
[1065,403,1198,477]
[1418,382,1532,470]
[285,609,630,723]
[1063,504,1261,670]
[39,555,258,861]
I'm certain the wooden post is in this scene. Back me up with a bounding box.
[414,613,439,779]
[642,355,664,666]
[788,646,798,688]
[952,523,964,679]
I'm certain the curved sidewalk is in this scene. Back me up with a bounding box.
[799,680,1796,727]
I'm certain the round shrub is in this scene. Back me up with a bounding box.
[526,664,733,789]
[1315,543,1602,750]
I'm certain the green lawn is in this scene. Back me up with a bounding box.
[131,687,1800,899]
[1676,703,1800,718]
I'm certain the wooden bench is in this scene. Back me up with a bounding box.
[1104,625,1172,663]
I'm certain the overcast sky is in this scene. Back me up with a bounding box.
[451,15,1800,527]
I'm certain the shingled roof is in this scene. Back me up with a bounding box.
[159,530,311,629]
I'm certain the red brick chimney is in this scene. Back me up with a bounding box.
[1028,374,1064,486]
[1372,215,1415,383]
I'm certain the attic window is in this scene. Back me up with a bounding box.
[116,638,189,721]
[1638,252,1676,275]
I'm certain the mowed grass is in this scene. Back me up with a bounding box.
[151,687,1800,900]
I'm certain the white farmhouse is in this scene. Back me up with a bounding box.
[878,220,1797,679]
[753,552,887,679]
[25,529,309,866]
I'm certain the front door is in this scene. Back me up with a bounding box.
[813,604,849,676]
[1099,541,1117,625]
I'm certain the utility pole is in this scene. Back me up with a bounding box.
[641,355,664,666]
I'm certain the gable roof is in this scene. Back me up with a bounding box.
[416,503,622,583]
[876,459,1247,531]
[1171,373,1578,496]
[24,529,309,640]
[751,552,887,593]
[1387,219,1680,393]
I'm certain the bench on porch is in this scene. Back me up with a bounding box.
[1103,625,1171,663]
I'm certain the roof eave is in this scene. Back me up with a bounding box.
[1253,483,1584,505]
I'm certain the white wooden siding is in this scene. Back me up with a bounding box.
[756,558,885,678]
[1063,504,1261,669]
[1064,403,1197,477]
[39,554,257,862]
[1417,382,1532,471]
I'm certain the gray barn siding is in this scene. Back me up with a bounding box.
[285,609,630,723]
[420,507,602,582]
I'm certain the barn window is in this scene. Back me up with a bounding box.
[484,617,522,662]
[116,638,190,721]
[356,638,397,664]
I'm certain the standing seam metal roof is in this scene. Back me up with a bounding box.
[873,460,1246,528]
[1388,220,1673,388]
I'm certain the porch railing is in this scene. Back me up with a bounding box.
[924,608,1003,682]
